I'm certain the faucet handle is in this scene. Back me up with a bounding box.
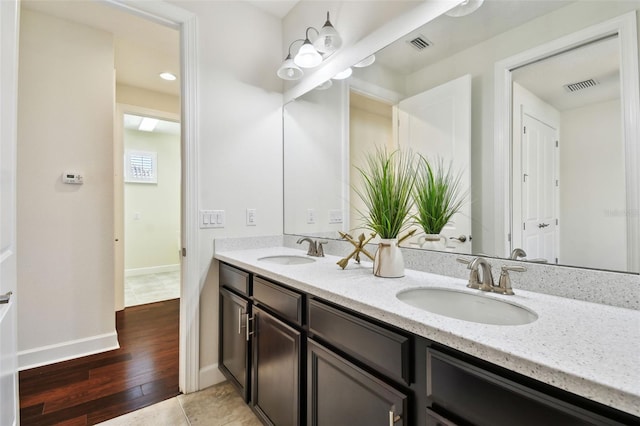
[317,241,328,257]
[457,257,480,289]
[496,265,526,295]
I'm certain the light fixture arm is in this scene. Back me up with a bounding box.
[304,27,320,43]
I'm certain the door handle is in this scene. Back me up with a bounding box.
[389,409,401,426]
[238,308,245,335]
[449,235,467,243]
[246,314,254,341]
[538,223,549,228]
[0,291,12,304]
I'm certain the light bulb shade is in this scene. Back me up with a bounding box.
[354,55,376,68]
[277,56,303,80]
[333,67,352,80]
[315,79,333,90]
[294,41,323,68]
[313,20,342,53]
[445,0,484,17]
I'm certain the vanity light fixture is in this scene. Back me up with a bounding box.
[277,11,342,80]
[159,72,176,81]
[354,55,376,68]
[277,39,305,80]
[315,79,333,90]
[445,0,484,17]
[332,67,352,80]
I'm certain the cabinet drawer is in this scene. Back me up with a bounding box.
[308,299,411,385]
[253,277,303,326]
[426,348,623,426]
[220,262,250,296]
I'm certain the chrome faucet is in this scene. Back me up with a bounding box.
[509,248,527,260]
[457,257,526,295]
[467,257,495,292]
[296,237,327,257]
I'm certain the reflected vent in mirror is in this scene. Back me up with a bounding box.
[407,35,432,51]
[564,78,598,92]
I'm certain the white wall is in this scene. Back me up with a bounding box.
[124,128,181,272]
[17,9,117,368]
[404,2,640,256]
[170,1,284,387]
[284,80,348,235]
[560,99,626,271]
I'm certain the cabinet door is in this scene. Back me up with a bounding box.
[307,339,408,426]
[252,306,301,426]
[219,287,250,401]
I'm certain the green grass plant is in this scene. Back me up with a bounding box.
[354,148,416,239]
[413,156,467,235]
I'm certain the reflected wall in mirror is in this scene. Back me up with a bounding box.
[283,0,640,273]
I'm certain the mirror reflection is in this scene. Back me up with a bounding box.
[283,0,640,273]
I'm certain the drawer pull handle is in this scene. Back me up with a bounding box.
[389,410,401,426]
[246,315,254,341]
[238,308,246,335]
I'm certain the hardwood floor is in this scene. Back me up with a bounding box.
[19,299,180,425]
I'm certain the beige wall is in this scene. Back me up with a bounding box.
[124,128,180,271]
[17,9,117,366]
[117,84,180,116]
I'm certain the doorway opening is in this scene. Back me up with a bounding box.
[121,112,181,307]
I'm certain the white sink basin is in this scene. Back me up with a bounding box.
[258,255,316,265]
[396,287,537,326]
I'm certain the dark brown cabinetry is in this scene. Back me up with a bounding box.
[219,287,250,401]
[251,276,304,426]
[307,338,407,426]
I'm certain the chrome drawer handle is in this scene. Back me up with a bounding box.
[389,409,401,426]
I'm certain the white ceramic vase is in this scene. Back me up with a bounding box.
[373,238,405,278]
[419,234,446,251]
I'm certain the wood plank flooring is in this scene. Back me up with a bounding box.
[19,299,180,425]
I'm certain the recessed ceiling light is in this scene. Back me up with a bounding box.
[159,72,177,81]
[138,117,159,132]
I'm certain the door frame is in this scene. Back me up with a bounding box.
[494,11,640,271]
[107,0,200,393]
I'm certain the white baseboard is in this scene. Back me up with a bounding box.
[18,331,119,371]
[125,264,180,277]
[198,363,226,390]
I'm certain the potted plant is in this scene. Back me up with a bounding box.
[354,148,416,277]
[413,155,467,250]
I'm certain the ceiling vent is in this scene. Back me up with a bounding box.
[407,35,432,51]
[564,78,599,93]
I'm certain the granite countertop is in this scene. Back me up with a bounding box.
[214,246,640,417]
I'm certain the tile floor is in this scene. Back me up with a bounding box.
[125,271,181,307]
[97,381,261,426]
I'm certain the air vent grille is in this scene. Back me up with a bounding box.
[407,35,432,51]
[564,79,598,92]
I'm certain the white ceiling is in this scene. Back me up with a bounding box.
[245,0,300,19]
[512,36,620,111]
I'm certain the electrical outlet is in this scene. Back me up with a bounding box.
[307,209,316,224]
[328,209,343,224]
[246,208,257,226]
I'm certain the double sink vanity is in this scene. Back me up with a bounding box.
[215,245,640,426]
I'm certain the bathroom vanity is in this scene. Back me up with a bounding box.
[216,247,640,426]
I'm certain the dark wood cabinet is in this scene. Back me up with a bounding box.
[252,306,302,426]
[219,287,251,401]
[426,348,631,426]
[307,339,408,426]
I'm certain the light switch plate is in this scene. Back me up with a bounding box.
[246,208,257,226]
[328,209,343,224]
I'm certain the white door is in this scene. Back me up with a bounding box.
[0,0,20,424]
[521,113,558,263]
[396,74,472,253]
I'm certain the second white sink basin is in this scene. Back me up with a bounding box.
[258,255,316,265]
[396,287,537,326]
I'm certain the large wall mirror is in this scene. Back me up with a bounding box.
[284,0,640,274]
